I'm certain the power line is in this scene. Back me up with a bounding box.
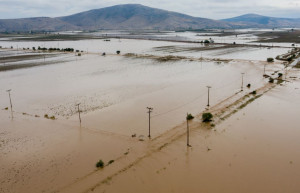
[151,76,242,119]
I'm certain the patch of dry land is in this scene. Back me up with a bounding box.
[1,35,300,193]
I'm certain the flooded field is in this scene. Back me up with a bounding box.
[0,31,299,193]
[90,75,300,193]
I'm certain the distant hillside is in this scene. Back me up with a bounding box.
[58,4,233,30]
[0,17,80,32]
[223,14,300,28]
[0,4,233,32]
[1,5,300,32]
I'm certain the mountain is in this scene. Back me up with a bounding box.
[0,4,233,32]
[1,5,300,33]
[0,17,80,32]
[223,14,300,28]
[58,4,233,30]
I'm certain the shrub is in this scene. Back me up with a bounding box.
[204,40,210,44]
[202,113,213,122]
[277,79,284,84]
[116,50,121,54]
[278,73,283,78]
[96,160,104,168]
[44,114,49,118]
[108,160,114,165]
[247,83,251,88]
[269,77,274,83]
[267,58,274,62]
[186,113,194,120]
[251,90,257,95]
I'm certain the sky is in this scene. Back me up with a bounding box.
[0,0,300,20]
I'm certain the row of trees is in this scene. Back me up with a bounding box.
[33,46,75,52]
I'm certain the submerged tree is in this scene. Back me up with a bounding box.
[202,113,213,122]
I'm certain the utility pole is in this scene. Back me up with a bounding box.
[207,86,211,107]
[76,103,81,124]
[186,113,191,147]
[201,52,203,69]
[147,107,153,138]
[241,73,245,91]
[6,89,13,112]
[285,65,288,80]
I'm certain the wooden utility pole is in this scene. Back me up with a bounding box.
[6,89,13,112]
[186,113,191,147]
[241,73,245,91]
[285,65,288,80]
[207,86,211,107]
[147,107,153,138]
[76,103,81,124]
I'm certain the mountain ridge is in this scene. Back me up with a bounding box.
[58,4,233,30]
[0,4,299,32]
[222,13,300,28]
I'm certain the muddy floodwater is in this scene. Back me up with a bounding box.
[91,76,300,193]
[0,32,300,193]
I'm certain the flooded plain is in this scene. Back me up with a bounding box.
[90,75,300,193]
[0,31,299,193]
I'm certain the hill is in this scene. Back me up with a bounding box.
[223,14,300,28]
[0,17,80,32]
[58,4,233,30]
[0,4,233,32]
[1,5,300,32]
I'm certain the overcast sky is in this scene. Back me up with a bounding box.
[0,0,300,20]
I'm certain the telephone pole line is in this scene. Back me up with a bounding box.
[147,107,153,138]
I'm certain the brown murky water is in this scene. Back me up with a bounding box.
[0,36,298,193]
[89,72,300,193]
